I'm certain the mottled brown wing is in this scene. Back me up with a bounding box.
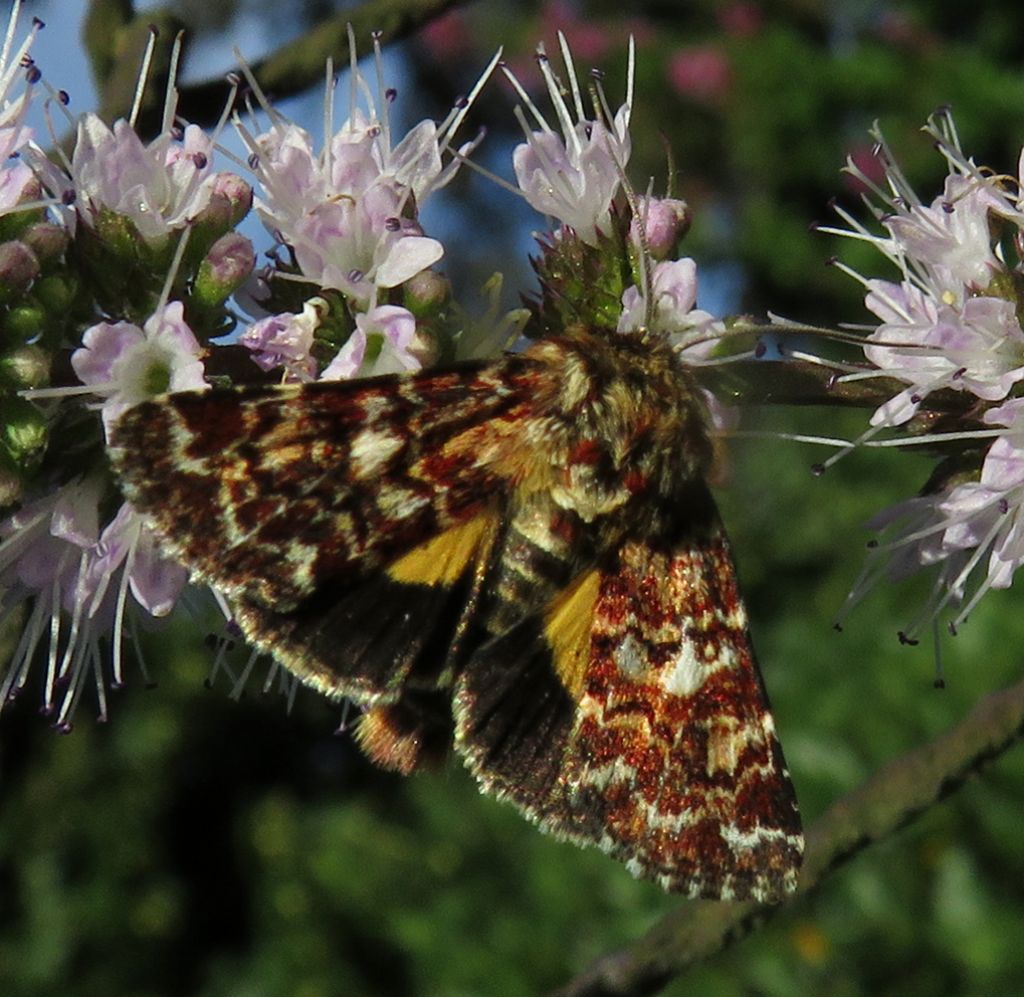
[453,517,803,902]
[111,361,529,612]
[110,361,528,704]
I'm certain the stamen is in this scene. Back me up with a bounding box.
[231,47,285,128]
[813,420,888,473]
[557,31,586,123]
[863,428,1004,449]
[129,24,160,129]
[723,429,854,448]
[436,47,502,152]
[932,512,1008,621]
[110,531,137,688]
[334,699,353,735]
[502,58,553,134]
[43,556,67,714]
[157,226,193,312]
[161,30,185,134]
[932,619,946,688]
[88,646,107,722]
[371,29,391,155]
[56,549,90,683]
[1,595,46,705]
[322,57,335,182]
[230,646,260,699]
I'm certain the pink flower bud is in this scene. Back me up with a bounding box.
[0,240,38,300]
[194,233,256,307]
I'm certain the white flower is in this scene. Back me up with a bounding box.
[239,299,328,382]
[71,301,207,436]
[52,114,217,246]
[321,305,429,380]
[288,182,443,304]
[883,174,1014,293]
[237,37,497,304]
[506,33,633,244]
[617,257,718,341]
[0,478,187,727]
[864,280,1024,426]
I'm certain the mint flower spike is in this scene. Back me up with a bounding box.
[505,32,634,245]
[1,291,205,724]
[838,400,1024,645]
[820,112,1024,436]
[813,111,1024,636]
[233,33,498,307]
[65,113,217,247]
[0,476,187,728]
[24,27,222,250]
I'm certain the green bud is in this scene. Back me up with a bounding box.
[0,241,40,302]
[0,345,51,390]
[1,303,46,345]
[186,176,253,268]
[33,274,76,316]
[1,396,47,464]
[193,233,256,308]
[91,207,149,260]
[189,195,233,253]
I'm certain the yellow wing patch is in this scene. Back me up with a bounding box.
[387,511,498,587]
[543,569,600,700]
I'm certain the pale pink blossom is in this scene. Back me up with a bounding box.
[321,305,429,380]
[507,34,633,245]
[68,115,217,246]
[617,258,719,341]
[864,280,1024,426]
[239,38,496,304]
[0,477,187,725]
[71,301,207,436]
[240,299,327,382]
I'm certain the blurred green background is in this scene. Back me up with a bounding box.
[3,1,1024,994]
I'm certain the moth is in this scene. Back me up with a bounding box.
[110,321,803,902]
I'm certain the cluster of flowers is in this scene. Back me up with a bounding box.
[0,8,713,725]
[822,114,1024,644]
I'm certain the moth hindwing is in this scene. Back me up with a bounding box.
[111,323,803,902]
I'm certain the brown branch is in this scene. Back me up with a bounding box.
[553,673,1024,997]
